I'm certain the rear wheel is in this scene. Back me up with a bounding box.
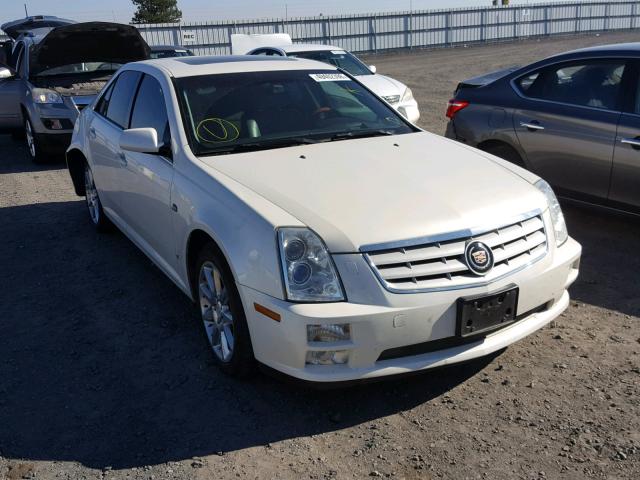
[196,243,254,377]
[482,143,526,169]
[84,163,113,232]
[24,117,46,163]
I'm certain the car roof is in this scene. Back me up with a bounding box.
[135,55,337,77]
[279,43,345,53]
[558,42,640,57]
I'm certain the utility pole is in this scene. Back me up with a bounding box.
[24,3,29,17]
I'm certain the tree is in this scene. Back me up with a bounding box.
[131,0,182,24]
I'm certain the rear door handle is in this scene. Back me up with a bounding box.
[520,121,545,131]
[118,152,127,166]
[620,137,640,149]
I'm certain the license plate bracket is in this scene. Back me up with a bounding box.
[456,286,519,338]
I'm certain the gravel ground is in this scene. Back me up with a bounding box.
[1,31,639,480]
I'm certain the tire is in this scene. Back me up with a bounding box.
[83,163,113,232]
[24,117,46,163]
[10,129,24,141]
[483,143,526,169]
[195,243,254,377]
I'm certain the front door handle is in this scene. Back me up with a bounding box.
[520,121,545,131]
[89,126,96,138]
[620,137,640,150]
[118,152,127,166]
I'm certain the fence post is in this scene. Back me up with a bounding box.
[633,1,639,29]
[445,11,451,46]
[369,15,377,53]
[480,9,486,43]
[575,4,580,33]
[604,2,610,31]
[544,6,549,36]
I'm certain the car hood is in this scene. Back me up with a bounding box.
[356,74,407,99]
[30,22,150,76]
[201,132,547,253]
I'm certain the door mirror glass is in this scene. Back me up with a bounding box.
[120,128,160,154]
[369,65,377,74]
[0,66,14,79]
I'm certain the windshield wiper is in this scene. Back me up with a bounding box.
[329,129,396,141]
[201,137,320,156]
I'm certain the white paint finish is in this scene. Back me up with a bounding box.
[241,237,580,381]
[67,56,582,382]
[205,131,548,253]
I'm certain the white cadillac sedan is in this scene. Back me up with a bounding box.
[66,55,581,384]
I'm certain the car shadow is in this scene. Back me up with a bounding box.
[0,134,66,174]
[562,203,640,317]
[0,200,496,470]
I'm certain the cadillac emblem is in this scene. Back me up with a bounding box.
[464,240,494,276]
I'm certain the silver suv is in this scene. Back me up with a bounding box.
[0,16,149,162]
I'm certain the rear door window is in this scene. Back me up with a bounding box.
[517,60,626,111]
[95,82,115,117]
[105,70,142,128]
[130,74,171,147]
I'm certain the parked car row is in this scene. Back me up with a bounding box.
[0,18,420,163]
[0,15,596,385]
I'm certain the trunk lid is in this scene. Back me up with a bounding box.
[455,65,520,93]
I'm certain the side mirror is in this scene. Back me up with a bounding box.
[119,128,160,154]
[0,66,14,79]
[369,65,377,74]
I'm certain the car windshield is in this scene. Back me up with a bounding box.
[35,62,123,76]
[287,50,372,76]
[175,69,414,156]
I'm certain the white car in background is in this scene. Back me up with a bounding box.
[66,55,581,384]
[231,34,420,123]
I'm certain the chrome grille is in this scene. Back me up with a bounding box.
[365,214,547,293]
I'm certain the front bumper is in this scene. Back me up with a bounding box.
[240,236,581,383]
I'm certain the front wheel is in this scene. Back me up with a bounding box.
[196,244,254,377]
[84,163,113,232]
[24,117,46,163]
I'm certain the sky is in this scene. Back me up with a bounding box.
[2,0,579,24]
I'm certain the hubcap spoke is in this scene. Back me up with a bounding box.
[198,261,235,363]
[84,167,100,224]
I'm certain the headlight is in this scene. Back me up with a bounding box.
[401,87,414,103]
[535,179,568,247]
[278,227,345,302]
[32,88,63,104]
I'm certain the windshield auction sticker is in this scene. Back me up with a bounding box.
[309,73,350,82]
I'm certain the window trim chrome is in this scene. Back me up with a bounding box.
[362,208,549,294]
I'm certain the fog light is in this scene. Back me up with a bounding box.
[307,324,351,343]
[305,350,349,365]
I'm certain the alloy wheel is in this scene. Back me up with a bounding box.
[25,120,36,158]
[199,261,235,362]
[84,166,100,224]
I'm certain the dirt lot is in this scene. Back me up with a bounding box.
[1,31,639,480]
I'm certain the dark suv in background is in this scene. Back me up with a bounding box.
[445,43,640,214]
